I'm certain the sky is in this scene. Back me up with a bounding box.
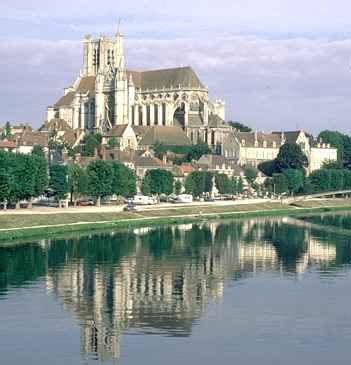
[1,0,351,135]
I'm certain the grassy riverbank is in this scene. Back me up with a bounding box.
[1,199,351,244]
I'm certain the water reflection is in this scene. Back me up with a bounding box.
[0,215,350,362]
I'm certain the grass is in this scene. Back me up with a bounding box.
[1,199,351,244]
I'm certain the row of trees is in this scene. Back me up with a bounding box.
[0,148,137,208]
[50,160,137,206]
[0,148,48,208]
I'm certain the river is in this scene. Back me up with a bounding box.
[1,213,351,364]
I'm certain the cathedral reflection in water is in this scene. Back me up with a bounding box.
[43,217,339,362]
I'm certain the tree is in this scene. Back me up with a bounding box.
[185,171,213,197]
[6,153,38,209]
[81,133,103,157]
[31,145,46,160]
[228,121,252,132]
[31,154,49,207]
[258,160,277,177]
[318,130,344,162]
[142,169,174,195]
[174,180,182,195]
[329,169,344,191]
[322,160,343,169]
[187,142,211,162]
[237,177,244,194]
[67,163,88,206]
[282,169,304,195]
[309,169,331,192]
[109,161,136,198]
[343,170,351,189]
[107,137,119,149]
[275,143,309,171]
[272,173,289,194]
[215,174,231,194]
[0,151,11,205]
[50,164,69,203]
[141,177,151,195]
[244,166,257,188]
[87,160,113,206]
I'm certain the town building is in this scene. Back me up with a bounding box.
[230,129,337,173]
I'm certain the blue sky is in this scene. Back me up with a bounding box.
[1,0,351,134]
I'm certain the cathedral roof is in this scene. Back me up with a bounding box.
[208,114,228,128]
[54,92,75,107]
[76,76,96,94]
[139,126,192,147]
[128,67,205,91]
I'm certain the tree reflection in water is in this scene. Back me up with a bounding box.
[0,214,349,362]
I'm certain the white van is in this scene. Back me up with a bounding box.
[175,194,193,203]
[132,195,157,205]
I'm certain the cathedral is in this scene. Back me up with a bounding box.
[47,28,230,148]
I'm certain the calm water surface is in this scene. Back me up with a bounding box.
[1,213,351,364]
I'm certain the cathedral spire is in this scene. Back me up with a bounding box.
[115,19,125,70]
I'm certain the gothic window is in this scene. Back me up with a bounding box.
[146,105,151,126]
[211,131,215,145]
[139,106,143,125]
[162,103,166,125]
[132,106,135,124]
[191,131,194,142]
[154,105,158,124]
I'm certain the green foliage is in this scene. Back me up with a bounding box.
[0,152,11,202]
[263,178,274,193]
[174,180,182,195]
[329,169,344,191]
[109,161,136,197]
[142,169,174,195]
[67,163,88,203]
[81,133,102,157]
[275,143,309,171]
[152,141,210,164]
[318,130,344,162]
[31,145,46,159]
[309,169,331,192]
[50,164,68,200]
[258,160,277,177]
[87,160,113,202]
[343,170,351,189]
[187,142,211,162]
[272,173,289,194]
[141,178,151,195]
[215,174,231,194]
[309,168,351,193]
[322,160,343,169]
[228,121,252,132]
[1,121,12,140]
[0,151,48,205]
[32,154,49,198]
[282,169,304,194]
[237,176,244,194]
[107,137,119,149]
[244,166,257,187]
[185,171,213,197]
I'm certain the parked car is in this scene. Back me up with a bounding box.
[123,204,138,212]
[77,199,94,206]
[204,196,215,202]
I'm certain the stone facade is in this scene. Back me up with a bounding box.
[228,129,337,173]
[47,29,228,151]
